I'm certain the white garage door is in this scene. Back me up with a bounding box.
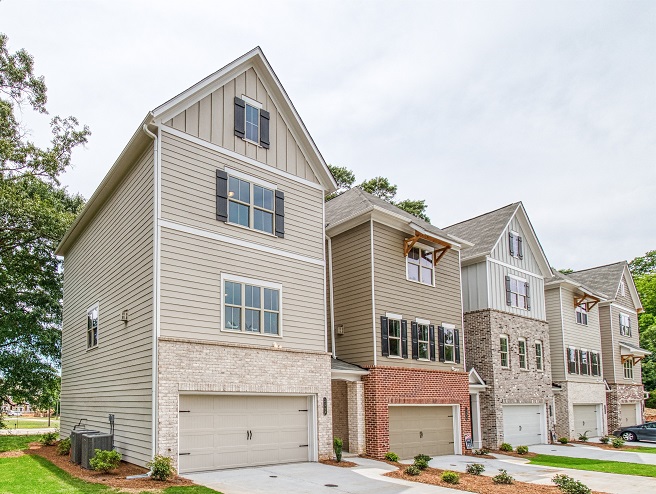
[502,405,544,446]
[573,405,599,438]
[179,394,310,473]
[388,406,455,459]
[621,403,639,427]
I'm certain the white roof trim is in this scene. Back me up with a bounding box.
[619,264,644,312]
[468,368,487,387]
[619,342,651,357]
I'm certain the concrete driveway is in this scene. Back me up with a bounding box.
[184,457,462,494]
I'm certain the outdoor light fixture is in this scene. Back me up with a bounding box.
[323,397,328,416]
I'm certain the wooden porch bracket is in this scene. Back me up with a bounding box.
[403,231,452,266]
[621,355,644,365]
[573,293,600,311]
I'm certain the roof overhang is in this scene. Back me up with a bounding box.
[620,342,651,358]
[621,264,644,313]
[468,368,487,393]
[331,368,369,382]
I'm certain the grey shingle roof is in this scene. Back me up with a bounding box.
[545,269,609,299]
[325,188,451,241]
[331,359,367,373]
[442,203,519,261]
[567,262,626,301]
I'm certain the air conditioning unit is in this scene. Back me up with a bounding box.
[81,433,113,469]
[70,429,99,465]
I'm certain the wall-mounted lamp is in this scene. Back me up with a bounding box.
[121,310,128,323]
[336,324,344,335]
[323,397,328,416]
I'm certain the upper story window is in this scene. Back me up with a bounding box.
[418,322,430,360]
[576,303,588,325]
[388,317,402,358]
[500,334,509,368]
[87,303,99,349]
[228,176,275,235]
[234,96,270,149]
[567,347,578,374]
[406,246,434,285]
[535,340,543,371]
[619,313,631,336]
[505,275,530,310]
[508,231,523,259]
[580,349,589,375]
[245,103,259,143]
[590,352,600,376]
[443,326,455,363]
[620,280,626,297]
[623,359,634,379]
[223,275,281,336]
[518,338,527,369]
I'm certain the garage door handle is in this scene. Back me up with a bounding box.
[299,444,308,447]
[180,410,191,413]
[179,453,191,456]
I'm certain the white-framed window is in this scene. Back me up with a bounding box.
[619,313,631,336]
[388,316,402,358]
[575,303,588,325]
[222,274,282,336]
[87,303,99,349]
[227,171,276,235]
[620,280,626,297]
[500,334,509,368]
[245,102,259,143]
[417,321,430,360]
[509,230,523,259]
[580,349,590,375]
[507,275,529,309]
[535,340,543,371]
[591,351,600,376]
[567,347,578,374]
[443,326,455,363]
[623,359,634,379]
[518,338,527,369]
[406,246,434,286]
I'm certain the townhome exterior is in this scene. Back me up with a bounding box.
[568,262,650,432]
[545,270,608,439]
[443,203,555,448]
[56,48,338,472]
[326,188,473,459]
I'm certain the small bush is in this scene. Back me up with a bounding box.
[558,437,569,444]
[516,445,529,455]
[89,449,122,473]
[611,436,625,448]
[552,474,591,494]
[39,431,59,446]
[56,437,71,456]
[599,436,610,444]
[645,389,656,409]
[493,469,514,484]
[577,431,589,442]
[405,465,421,476]
[466,463,485,475]
[148,454,175,481]
[499,442,513,452]
[333,437,343,462]
[414,453,432,463]
[441,471,460,484]
[384,452,399,462]
[414,458,429,470]
[473,448,490,455]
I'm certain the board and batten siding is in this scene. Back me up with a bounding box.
[599,305,616,382]
[486,260,546,321]
[373,222,464,370]
[490,216,543,275]
[159,227,325,352]
[545,287,566,381]
[330,221,374,366]
[461,262,488,313]
[609,304,642,384]
[164,67,319,184]
[61,148,154,467]
[159,130,324,260]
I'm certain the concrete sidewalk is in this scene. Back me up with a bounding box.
[0,428,56,436]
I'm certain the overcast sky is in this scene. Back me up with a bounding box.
[3,0,655,270]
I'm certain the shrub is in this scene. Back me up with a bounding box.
[516,445,529,455]
[414,453,432,463]
[405,465,421,476]
[558,437,569,444]
[577,431,589,442]
[466,463,485,475]
[441,471,460,484]
[611,436,625,448]
[39,431,59,446]
[646,389,656,409]
[473,448,490,455]
[333,437,343,462]
[148,454,175,481]
[384,452,399,462]
[492,469,514,484]
[499,442,513,452]
[552,474,591,494]
[599,436,610,444]
[56,437,71,456]
[89,449,122,473]
[414,458,429,470]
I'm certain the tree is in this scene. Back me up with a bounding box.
[0,33,89,408]
[630,250,656,392]
[359,176,398,203]
[630,250,656,277]
[558,268,574,275]
[325,165,355,200]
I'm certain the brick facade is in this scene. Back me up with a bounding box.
[157,338,333,468]
[361,366,471,458]
[606,383,645,432]
[331,380,349,451]
[553,381,607,439]
[464,309,554,448]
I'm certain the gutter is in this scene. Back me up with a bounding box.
[327,235,336,358]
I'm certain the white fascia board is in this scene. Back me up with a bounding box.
[325,207,375,237]
[445,233,474,248]
[622,264,644,312]
[409,221,461,248]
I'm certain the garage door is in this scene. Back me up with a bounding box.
[388,406,454,459]
[502,405,543,446]
[573,405,599,437]
[179,394,310,473]
[621,403,638,427]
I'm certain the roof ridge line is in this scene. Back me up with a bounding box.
[443,202,519,229]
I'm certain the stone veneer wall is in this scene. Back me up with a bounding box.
[553,381,607,439]
[331,381,349,451]
[157,338,333,467]
[361,366,471,458]
[607,383,645,433]
[464,309,554,448]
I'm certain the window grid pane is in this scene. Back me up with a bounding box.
[245,104,259,142]
[418,324,429,359]
[388,320,401,357]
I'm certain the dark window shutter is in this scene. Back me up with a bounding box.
[401,320,408,359]
[509,232,515,256]
[216,169,228,222]
[411,321,418,360]
[275,190,285,238]
[380,316,389,357]
[518,236,524,259]
[505,275,512,306]
[234,97,245,138]
[260,109,270,149]
[429,325,436,361]
[525,282,531,310]
[438,326,445,362]
[574,349,579,374]
[454,329,461,364]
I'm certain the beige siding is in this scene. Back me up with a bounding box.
[599,305,616,382]
[373,222,463,370]
[159,131,324,260]
[545,288,566,381]
[159,227,325,352]
[164,67,319,184]
[330,222,374,366]
[490,216,543,275]
[61,148,154,466]
[487,260,546,320]
[609,304,642,384]
[462,262,488,312]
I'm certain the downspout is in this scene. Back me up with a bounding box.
[327,235,336,359]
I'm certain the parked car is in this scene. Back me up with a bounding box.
[5,410,22,416]
[613,422,656,442]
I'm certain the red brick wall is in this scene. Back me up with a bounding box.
[362,366,472,458]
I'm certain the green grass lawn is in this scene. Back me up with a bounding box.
[529,454,656,477]
[625,446,656,454]
[0,435,41,452]
[2,416,60,429]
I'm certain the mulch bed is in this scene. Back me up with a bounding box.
[488,449,537,459]
[27,442,195,492]
[320,458,357,468]
[569,440,633,451]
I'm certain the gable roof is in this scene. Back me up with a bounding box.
[568,262,643,311]
[545,269,609,299]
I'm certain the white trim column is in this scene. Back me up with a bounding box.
[346,381,366,454]
[470,393,482,449]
